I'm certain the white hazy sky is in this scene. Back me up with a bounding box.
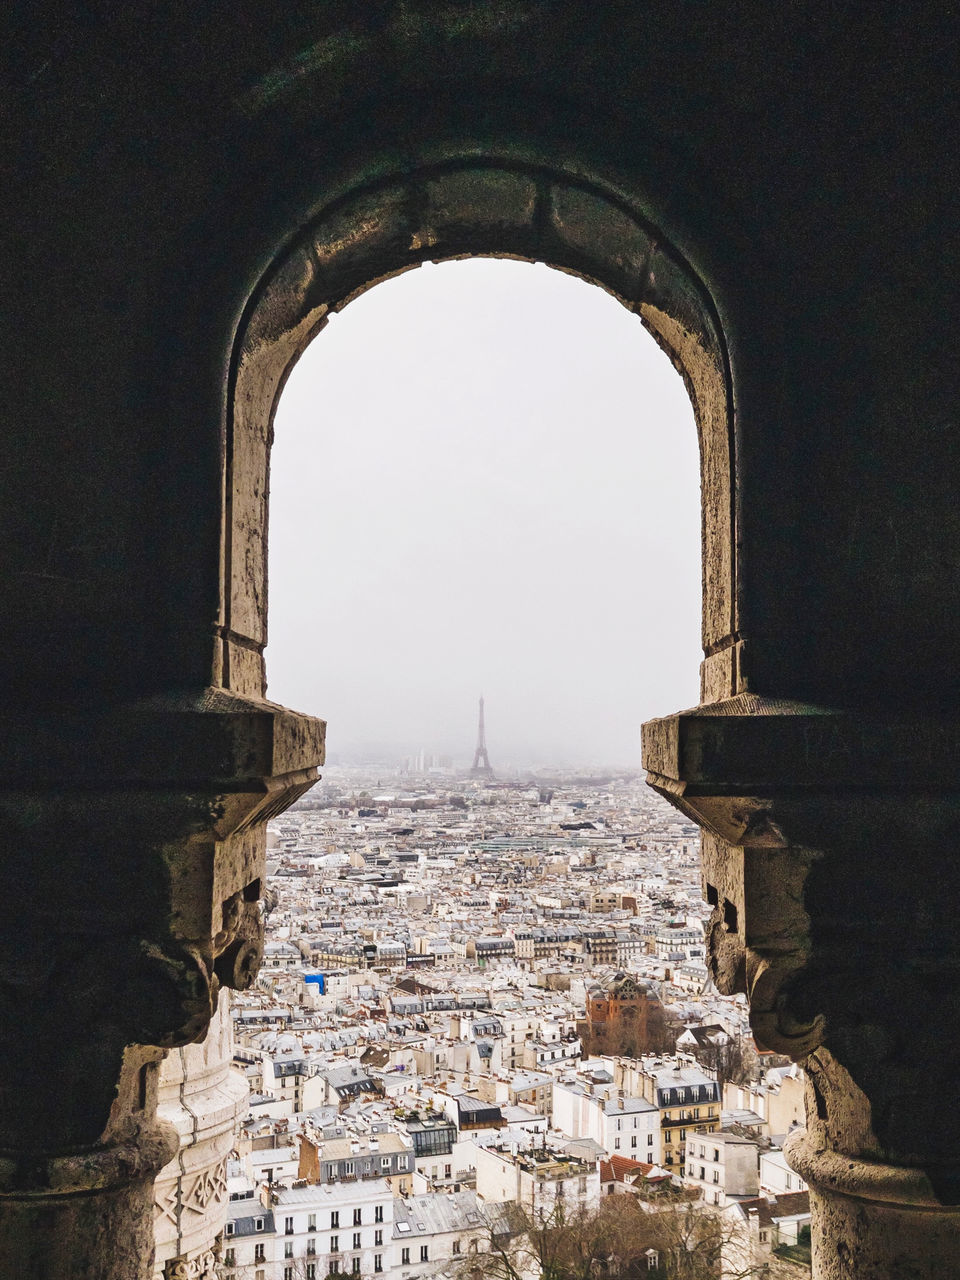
[267,258,701,768]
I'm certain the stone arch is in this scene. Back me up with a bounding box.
[225,160,738,706]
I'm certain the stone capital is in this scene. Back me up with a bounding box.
[642,693,960,1197]
[0,689,323,1177]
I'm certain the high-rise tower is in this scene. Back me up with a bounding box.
[470,696,494,777]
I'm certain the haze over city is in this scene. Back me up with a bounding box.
[266,259,701,768]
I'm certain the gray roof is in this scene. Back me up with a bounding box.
[601,1095,657,1115]
[393,1190,483,1238]
[227,1210,275,1238]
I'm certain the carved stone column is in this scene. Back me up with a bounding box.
[643,694,960,1280]
[0,690,323,1280]
[154,992,249,1279]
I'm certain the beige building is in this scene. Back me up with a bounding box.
[474,1144,601,1216]
[684,1131,760,1207]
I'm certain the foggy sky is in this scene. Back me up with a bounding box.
[266,259,701,768]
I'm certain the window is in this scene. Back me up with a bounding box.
[374,1256,383,1273]
[307,1238,316,1255]
[786,1173,793,1189]
[343,1162,354,1175]
[714,1150,719,1161]
[578,1177,587,1195]
[224,1249,235,1268]
[420,1246,429,1262]
[402,1248,410,1265]
[225,1223,235,1237]
[353,1233,361,1250]
[256,1272,265,1280]
[631,1136,637,1149]
[329,1263,339,1275]
[330,1236,339,1254]
[351,1260,361,1274]
[353,1209,362,1226]
[453,1241,461,1255]
[284,1242,294,1258]
[375,1230,383,1246]
[614,1137,620,1150]
[309,1214,317,1231]
[759,1231,768,1243]
[254,1245,265,1264]
[381,1155,391,1168]
[375,1205,384,1224]
[331,1212,340,1230]
[285,1216,294,1235]
[307,1267,316,1280]
[648,1133,654,1146]
[285,1269,293,1280]
[444,1163,452,1178]
[713,1171,720,1183]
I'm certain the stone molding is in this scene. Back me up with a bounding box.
[785,1129,957,1211]
[163,1248,219,1280]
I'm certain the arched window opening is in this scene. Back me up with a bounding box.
[266,258,701,768]
[222,165,738,712]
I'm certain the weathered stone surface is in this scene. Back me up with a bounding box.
[787,1129,960,1280]
[423,167,539,254]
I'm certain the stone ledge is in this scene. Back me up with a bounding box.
[642,693,960,791]
[0,689,325,788]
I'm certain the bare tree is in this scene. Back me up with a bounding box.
[687,1036,747,1088]
[460,1192,772,1280]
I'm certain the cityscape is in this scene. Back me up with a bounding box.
[202,702,813,1280]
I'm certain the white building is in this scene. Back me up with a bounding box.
[552,1080,660,1163]
[223,1189,278,1279]
[759,1148,808,1196]
[269,1177,394,1280]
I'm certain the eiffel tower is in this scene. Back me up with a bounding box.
[470,695,494,777]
